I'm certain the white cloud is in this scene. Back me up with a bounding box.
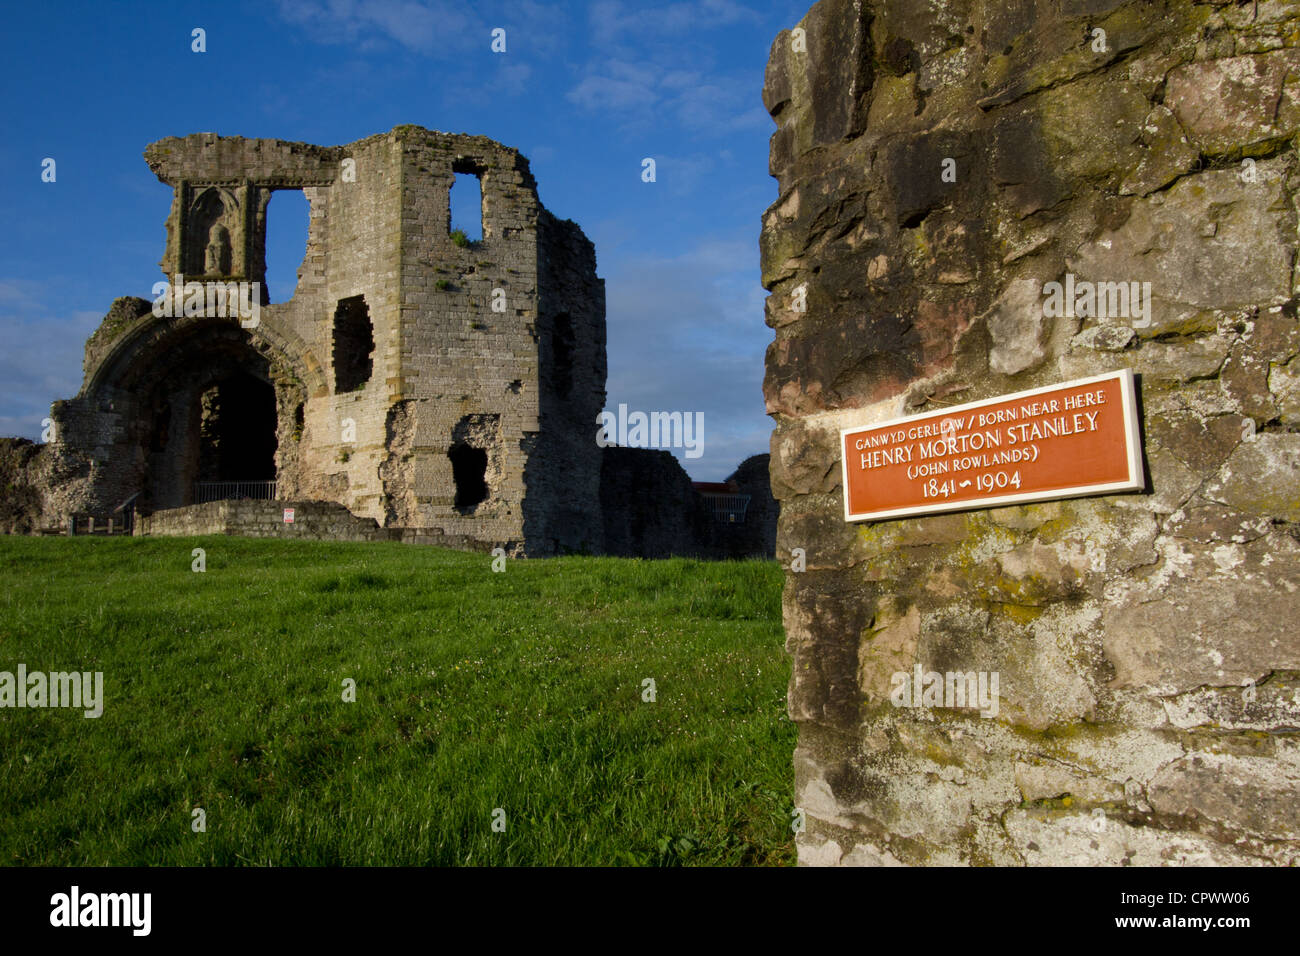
[567,59,660,111]
[567,57,766,136]
[272,0,571,59]
[645,152,718,196]
[0,283,100,440]
[274,0,460,52]
[0,279,53,311]
[675,88,771,132]
[490,61,534,96]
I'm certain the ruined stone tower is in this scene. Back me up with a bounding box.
[43,126,607,555]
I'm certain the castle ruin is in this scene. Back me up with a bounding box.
[4,126,775,559]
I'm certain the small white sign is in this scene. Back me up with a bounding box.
[283,508,295,524]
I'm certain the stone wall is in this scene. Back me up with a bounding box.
[600,447,714,558]
[523,211,609,555]
[763,0,1300,865]
[134,499,494,553]
[0,439,50,534]
[599,448,778,559]
[137,499,382,541]
[723,453,780,559]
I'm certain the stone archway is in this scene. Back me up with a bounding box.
[136,325,283,510]
[65,312,314,515]
[197,372,277,484]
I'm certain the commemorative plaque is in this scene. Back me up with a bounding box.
[841,370,1144,521]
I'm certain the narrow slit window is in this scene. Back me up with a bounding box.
[450,165,483,243]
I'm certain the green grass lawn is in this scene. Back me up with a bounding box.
[0,536,794,866]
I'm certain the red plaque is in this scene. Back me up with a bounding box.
[841,370,1144,521]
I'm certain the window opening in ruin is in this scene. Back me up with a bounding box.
[450,164,483,243]
[265,189,310,302]
[552,312,574,398]
[197,373,278,482]
[333,295,374,392]
[449,444,489,512]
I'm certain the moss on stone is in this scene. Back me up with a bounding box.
[997,602,1046,624]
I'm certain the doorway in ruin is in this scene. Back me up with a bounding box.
[448,413,502,515]
[197,373,277,484]
[136,323,284,510]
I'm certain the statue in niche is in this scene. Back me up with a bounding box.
[187,187,239,276]
[204,223,232,276]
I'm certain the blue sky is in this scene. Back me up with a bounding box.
[0,0,807,481]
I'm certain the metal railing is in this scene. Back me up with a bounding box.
[700,493,751,523]
[194,480,278,503]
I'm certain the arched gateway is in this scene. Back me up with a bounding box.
[67,310,311,513]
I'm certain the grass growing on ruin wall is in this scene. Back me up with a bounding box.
[0,537,794,866]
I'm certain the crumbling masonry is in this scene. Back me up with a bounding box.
[3,126,775,559]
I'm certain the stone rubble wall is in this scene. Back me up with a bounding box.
[136,500,381,541]
[135,498,495,553]
[725,453,781,559]
[763,0,1300,865]
[600,448,778,559]
[0,439,51,534]
[389,132,542,547]
[600,447,715,558]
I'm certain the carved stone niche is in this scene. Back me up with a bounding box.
[181,184,247,278]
